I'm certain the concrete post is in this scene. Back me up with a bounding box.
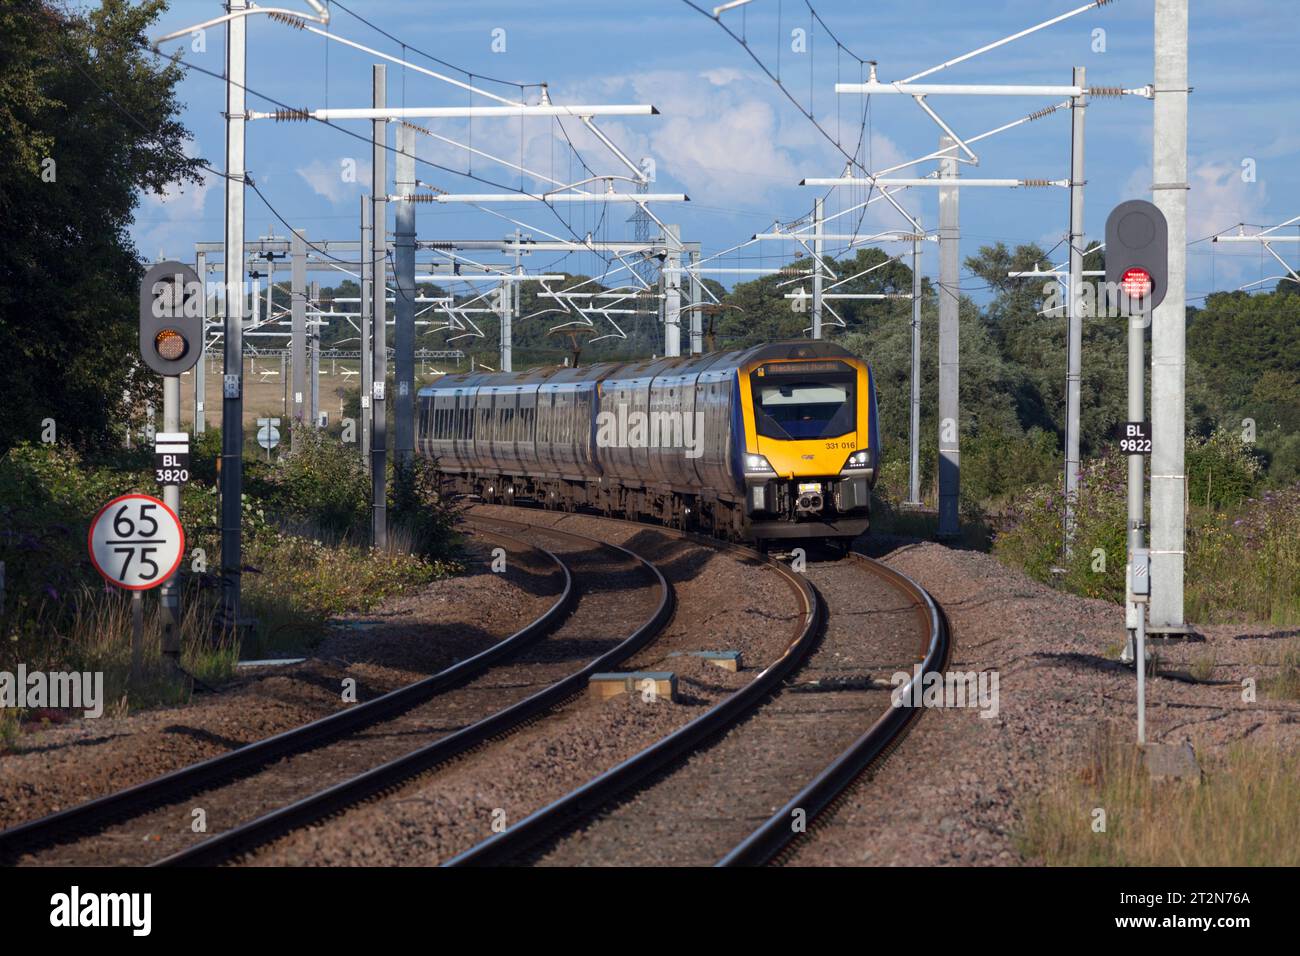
[1150,0,1189,631]
[219,0,247,628]
[688,248,703,354]
[498,278,511,372]
[290,229,307,447]
[908,226,923,506]
[194,251,207,434]
[310,280,320,426]
[370,64,388,548]
[937,136,961,537]
[664,224,681,357]
[812,196,824,339]
[1064,66,1087,556]
[360,196,373,472]
[394,122,416,461]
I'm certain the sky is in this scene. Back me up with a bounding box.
[129,0,1300,312]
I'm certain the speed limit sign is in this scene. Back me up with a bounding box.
[87,494,185,590]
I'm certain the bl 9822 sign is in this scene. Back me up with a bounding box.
[87,494,185,590]
[1119,421,1152,455]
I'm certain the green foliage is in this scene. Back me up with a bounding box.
[0,0,205,452]
[389,455,462,559]
[1188,289,1300,426]
[1259,429,1300,486]
[242,530,443,656]
[0,442,142,619]
[1185,427,1262,509]
[961,427,1061,509]
[993,449,1129,601]
[247,428,370,541]
[1186,486,1300,626]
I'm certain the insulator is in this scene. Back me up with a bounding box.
[1087,86,1125,98]
[267,11,306,29]
[1021,179,1053,188]
[272,108,310,122]
[1027,104,1061,122]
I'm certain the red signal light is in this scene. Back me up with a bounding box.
[1121,267,1153,300]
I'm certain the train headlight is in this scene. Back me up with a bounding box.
[841,450,870,471]
[744,453,775,474]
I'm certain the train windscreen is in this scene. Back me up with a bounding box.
[751,372,856,441]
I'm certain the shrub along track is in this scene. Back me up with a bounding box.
[0,522,660,866]
[448,540,948,867]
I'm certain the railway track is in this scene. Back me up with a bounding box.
[2,505,947,869]
[146,517,673,866]
[0,522,664,865]
[446,528,948,867]
[223,507,811,866]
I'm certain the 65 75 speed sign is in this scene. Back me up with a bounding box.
[88,494,185,590]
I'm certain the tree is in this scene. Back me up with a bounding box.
[0,0,204,452]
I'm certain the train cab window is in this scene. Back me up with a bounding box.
[753,377,855,440]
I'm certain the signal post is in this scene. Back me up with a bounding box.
[1105,200,1168,744]
[140,261,204,668]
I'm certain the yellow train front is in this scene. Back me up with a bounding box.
[417,340,878,544]
[733,342,877,542]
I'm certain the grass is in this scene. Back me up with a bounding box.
[1189,650,1217,682]
[1261,637,1300,701]
[0,585,239,750]
[1186,489,1300,626]
[239,522,452,659]
[1018,731,1300,866]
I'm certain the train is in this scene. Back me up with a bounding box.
[416,340,879,544]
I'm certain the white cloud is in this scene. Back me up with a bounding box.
[296,157,369,204]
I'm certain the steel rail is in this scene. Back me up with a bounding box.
[0,525,572,863]
[155,519,673,866]
[716,553,950,866]
[445,508,825,867]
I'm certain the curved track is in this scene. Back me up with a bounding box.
[0,525,575,865]
[150,517,673,866]
[447,522,947,868]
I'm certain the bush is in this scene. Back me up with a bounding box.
[242,528,447,655]
[389,455,461,559]
[961,426,1060,510]
[1186,426,1262,509]
[993,447,1128,600]
[1258,428,1300,486]
[0,443,143,620]
[248,428,369,541]
[1186,485,1300,625]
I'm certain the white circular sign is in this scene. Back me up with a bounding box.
[87,494,185,591]
[257,424,280,449]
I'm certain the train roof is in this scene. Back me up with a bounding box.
[416,341,857,395]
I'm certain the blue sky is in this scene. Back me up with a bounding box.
[132,0,1300,308]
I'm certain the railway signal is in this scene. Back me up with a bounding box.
[139,261,204,376]
[139,261,203,668]
[1104,200,1168,314]
[1106,199,1167,745]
